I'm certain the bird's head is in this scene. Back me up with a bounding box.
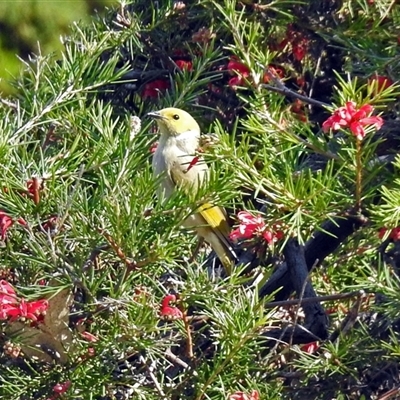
[147,108,200,138]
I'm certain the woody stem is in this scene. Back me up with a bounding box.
[355,138,362,211]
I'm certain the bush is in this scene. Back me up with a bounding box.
[0,0,400,399]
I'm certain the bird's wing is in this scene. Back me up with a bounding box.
[170,157,234,246]
[170,158,237,265]
[169,154,208,191]
[197,202,236,257]
[197,203,230,238]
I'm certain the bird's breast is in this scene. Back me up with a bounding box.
[152,137,208,198]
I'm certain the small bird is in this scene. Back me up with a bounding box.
[148,107,235,273]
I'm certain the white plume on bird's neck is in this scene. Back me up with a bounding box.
[158,128,200,153]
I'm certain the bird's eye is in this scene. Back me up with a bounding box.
[173,114,180,120]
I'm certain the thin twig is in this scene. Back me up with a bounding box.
[262,83,330,108]
[165,349,198,376]
[329,291,366,343]
[179,304,194,359]
[82,244,110,272]
[41,123,57,150]
[260,62,330,109]
[308,54,323,109]
[138,355,167,399]
[254,110,340,161]
[376,386,400,400]
[0,97,18,110]
[97,228,132,269]
[264,290,365,309]
[188,237,205,264]
[30,176,41,206]
[355,138,362,211]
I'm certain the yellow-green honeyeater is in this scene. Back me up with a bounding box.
[148,107,235,273]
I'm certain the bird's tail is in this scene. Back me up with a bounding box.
[196,202,237,275]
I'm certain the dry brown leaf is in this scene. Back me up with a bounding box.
[5,287,74,364]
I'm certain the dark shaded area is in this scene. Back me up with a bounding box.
[259,214,367,301]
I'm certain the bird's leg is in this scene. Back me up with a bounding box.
[188,237,204,264]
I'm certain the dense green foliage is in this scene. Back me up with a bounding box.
[0,0,400,399]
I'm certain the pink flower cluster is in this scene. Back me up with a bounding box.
[0,211,26,241]
[322,101,383,140]
[229,390,259,400]
[53,381,71,394]
[141,51,193,99]
[227,57,285,88]
[47,381,71,400]
[0,280,48,322]
[368,74,393,93]
[379,227,400,241]
[227,57,251,87]
[142,79,170,99]
[300,341,319,354]
[160,294,183,320]
[277,24,309,62]
[229,211,283,244]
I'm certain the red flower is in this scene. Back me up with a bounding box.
[80,331,99,342]
[262,65,285,84]
[9,298,48,322]
[300,341,319,354]
[17,217,27,226]
[230,212,264,241]
[87,347,96,357]
[41,216,59,232]
[5,301,25,321]
[228,57,250,75]
[150,142,158,154]
[322,101,383,140]
[0,280,48,322]
[0,280,18,305]
[291,99,308,122]
[160,294,183,320]
[278,24,309,62]
[0,211,14,241]
[0,211,27,241]
[228,57,250,87]
[229,390,259,400]
[389,228,400,240]
[326,307,338,315]
[0,303,20,320]
[26,177,43,205]
[142,79,169,99]
[192,27,216,43]
[175,59,193,71]
[25,299,48,320]
[0,280,18,320]
[53,381,71,394]
[275,37,289,51]
[229,211,283,244]
[368,74,393,93]
[379,227,400,241]
[292,39,308,61]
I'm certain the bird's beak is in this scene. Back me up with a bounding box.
[146,111,165,120]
